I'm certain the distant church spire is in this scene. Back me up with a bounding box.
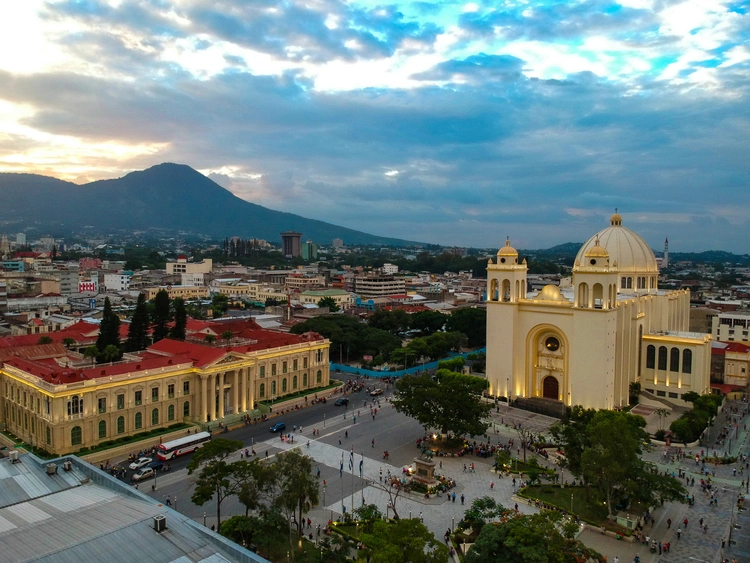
[662,237,669,269]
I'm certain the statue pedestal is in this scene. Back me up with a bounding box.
[412,457,438,486]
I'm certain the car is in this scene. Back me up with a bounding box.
[370,388,384,396]
[131,466,157,482]
[129,457,152,471]
[334,398,349,406]
[270,422,286,433]
[148,461,164,471]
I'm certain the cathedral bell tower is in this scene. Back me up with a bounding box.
[486,238,527,303]
[572,237,618,310]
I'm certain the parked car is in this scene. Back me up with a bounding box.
[334,398,349,406]
[129,457,152,471]
[132,466,158,482]
[370,388,384,396]
[270,422,286,433]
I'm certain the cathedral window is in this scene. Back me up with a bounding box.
[670,348,680,372]
[658,347,668,370]
[682,350,692,374]
[545,337,560,352]
[646,345,655,369]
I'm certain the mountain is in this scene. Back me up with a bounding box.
[0,163,418,246]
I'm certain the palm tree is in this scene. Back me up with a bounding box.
[655,407,671,431]
[101,344,121,363]
[37,336,53,345]
[62,337,76,349]
[222,330,233,344]
[83,346,99,365]
[204,334,216,344]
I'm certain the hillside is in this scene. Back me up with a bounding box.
[0,163,418,246]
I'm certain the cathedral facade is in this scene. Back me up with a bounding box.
[486,213,711,410]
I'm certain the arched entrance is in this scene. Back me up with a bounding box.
[542,376,559,400]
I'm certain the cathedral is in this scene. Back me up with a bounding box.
[485,213,711,411]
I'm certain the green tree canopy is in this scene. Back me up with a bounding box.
[464,511,604,563]
[445,308,486,347]
[37,335,53,345]
[271,449,320,541]
[169,297,187,340]
[96,297,121,358]
[212,294,230,318]
[126,292,150,351]
[392,369,491,437]
[317,296,340,312]
[368,309,410,336]
[151,290,171,343]
[187,438,244,528]
[357,518,449,563]
[409,310,446,336]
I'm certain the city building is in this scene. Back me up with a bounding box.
[285,274,326,291]
[353,275,406,299]
[165,255,213,275]
[486,213,711,411]
[143,285,209,300]
[0,451,269,563]
[0,318,330,455]
[103,273,131,292]
[301,240,319,261]
[332,238,344,250]
[180,272,205,287]
[15,232,26,245]
[382,263,399,275]
[299,289,353,309]
[281,231,302,258]
[53,265,80,295]
[78,278,99,293]
[711,312,750,343]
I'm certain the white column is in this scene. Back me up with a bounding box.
[233,370,239,414]
[218,373,225,419]
[200,375,208,423]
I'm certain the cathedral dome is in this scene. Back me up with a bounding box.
[575,213,658,274]
[534,284,568,302]
[497,237,518,257]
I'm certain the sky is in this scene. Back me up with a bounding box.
[0,1,749,252]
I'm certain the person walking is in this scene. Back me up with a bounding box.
[677,527,682,539]
[165,495,171,506]
[461,494,465,505]
[372,438,375,448]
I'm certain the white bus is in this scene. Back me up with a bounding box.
[157,431,212,460]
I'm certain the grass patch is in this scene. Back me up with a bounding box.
[518,485,610,527]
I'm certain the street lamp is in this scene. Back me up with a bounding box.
[203,512,206,526]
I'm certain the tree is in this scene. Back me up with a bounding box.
[62,337,76,349]
[37,335,53,345]
[222,330,233,344]
[271,449,320,544]
[96,297,121,359]
[220,511,287,558]
[354,504,383,533]
[317,296,340,312]
[126,293,150,351]
[368,309,410,336]
[462,497,510,531]
[169,297,187,340]
[392,370,491,437]
[409,310,446,336]
[444,308,486,347]
[205,334,216,344]
[464,511,604,563]
[212,294,230,318]
[151,290,171,343]
[101,344,120,363]
[83,346,99,363]
[357,518,449,563]
[187,438,244,529]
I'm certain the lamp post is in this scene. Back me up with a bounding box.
[174,496,177,511]
[570,493,573,514]
[203,512,206,526]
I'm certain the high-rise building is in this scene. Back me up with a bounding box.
[301,240,319,261]
[332,238,344,250]
[16,232,26,245]
[281,231,302,258]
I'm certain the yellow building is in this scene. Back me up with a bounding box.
[486,213,711,410]
[143,285,210,300]
[0,319,329,455]
[300,289,353,309]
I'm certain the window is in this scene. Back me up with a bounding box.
[117,394,125,410]
[282,378,287,392]
[98,397,106,414]
[317,350,323,362]
[271,364,277,376]
[116,416,125,434]
[272,381,277,395]
[646,345,655,369]
[683,349,692,374]
[183,381,190,395]
[67,395,81,416]
[151,387,159,402]
[656,390,666,397]
[670,348,680,372]
[168,404,175,421]
[658,346,667,370]
[135,390,142,406]
[31,418,35,434]
[293,376,298,389]
[168,384,175,398]
[135,412,142,430]
[303,373,308,386]
[317,370,322,384]
[668,392,678,399]
[23,392,27,406]
[24,413,28,429]
[293,359,298,371]
[283,361,288,374]
[303,358,308,369]
[152,408,159,425]
[46,426,51,445]
[98,420,107,439]
[71,426,82,446]
[260,366,265,378]
[259,383,265,398]
[183,401,190,417]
